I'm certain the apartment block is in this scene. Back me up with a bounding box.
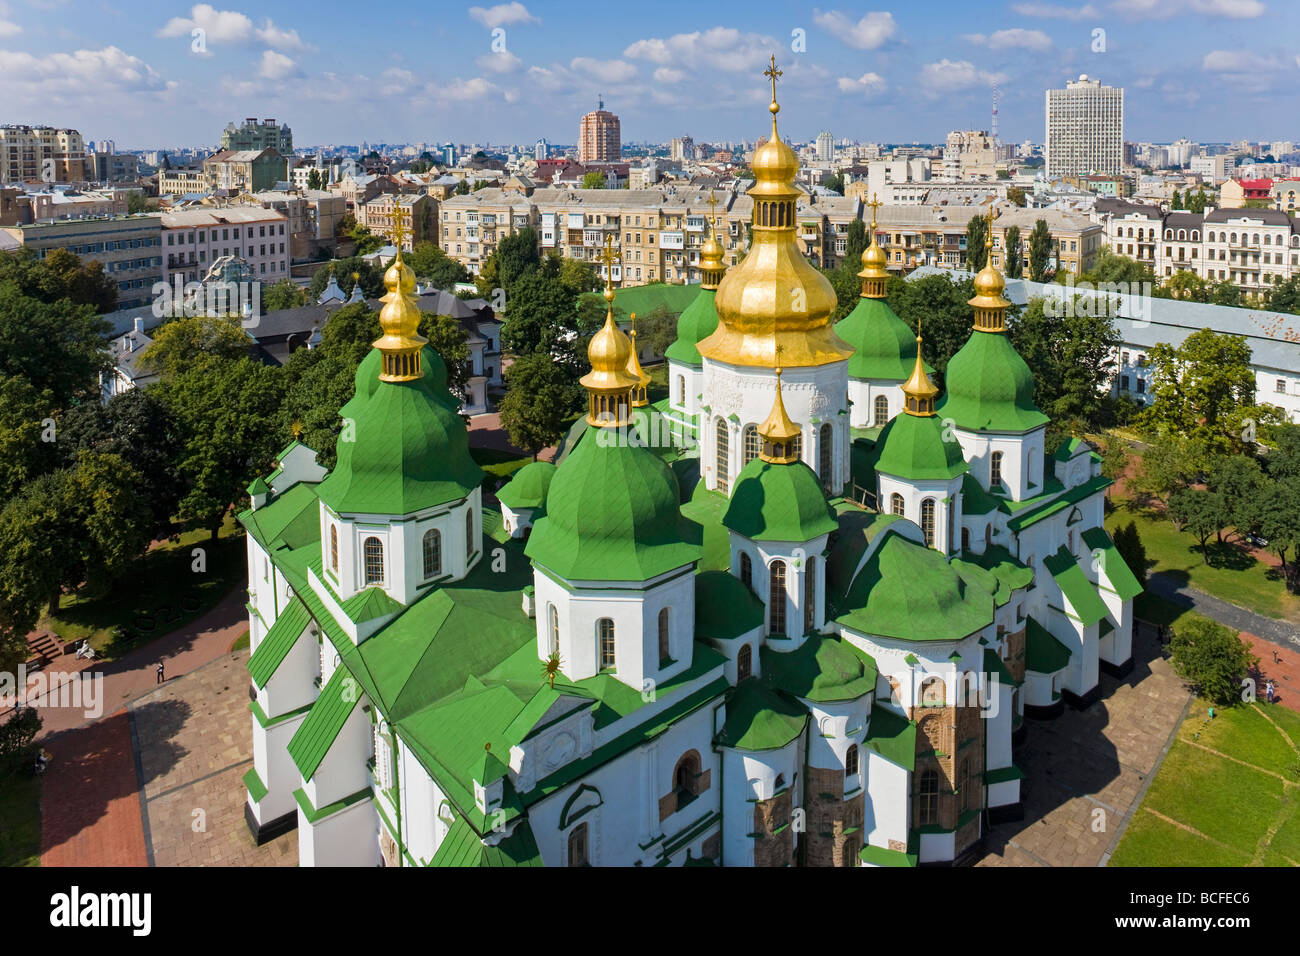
[221,118,293,155]
[159,207,290,285]
[0,213,163,308]
[1046,75,1124,178]
[358,192,435,250]
[0,125,90,184]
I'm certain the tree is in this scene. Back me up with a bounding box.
[824,171,844,194]
[0,284,110,407]
[0,375,56,503]
[306,168,323,190]
[843,219,867,265]
[306,259,385,301]
[1266,276,1300,315]
[1082,246,1156,287]
[1132,434,1205,510]
[1165,270,1210,302]
[1099,434,1129,497]
[1004,225,1023,278]
[1244,477,1300,591]
[262,277,307,312]
[635,306,677,359]
[454,179,470,196]
[0,706,41,775]
[501,258,581,358]
[1008,297,1120,428]
[1207,454,1265,540]
[1171,189,1183,210]
[888,274,976,386]
[496,227,541,292]
[127,192,159,214]
[1028,218,1052,282]
[498,353,581,458]
[965,215,987,271]
[1111,521,1148,587]
[581,171,607,190]
[1263,423,1300,482]
[1186,189,1209,214]
[1006,186,1028,207]
[408,241,470,290]
[822,264,860,323]
[557,256,600,296]
[1169,488,1228,561]
[140,315,252,378]
[1168,617,1258,706]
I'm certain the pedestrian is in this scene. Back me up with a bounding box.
[1266,680,1275,704]
[156,659,165,684]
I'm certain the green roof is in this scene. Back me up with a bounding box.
[715,678,808,751]
[664,287,719,366]
[247,475,270,496]
[984,648,1014,686]
[340,586,405,624]
[960,473,999,516]
[316,347,484,516]
[833,296,926,382]
[495,460,556,510]
[1043,546,1108,625]
[287,667,361,779]
[864,704,916,771]
[761,632,878,703]
[859,841,918,867]
[937,330,1049,434]
[723,458,838,543]
[695,570,765,640]
[239,481,321,552]
[985,764,1025,785]
[836,529,993,642]
[526,424,702,581]
[583,281,703,327]
[873,412,969,482]
[1005,474,1112,532]
[1081,527,1144,602]
[430,816,544,867]
[247,596,311,689]
[954,545,1034,607]
[1025,617,1071,674]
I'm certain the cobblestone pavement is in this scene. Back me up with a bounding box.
[977,624,1192,867]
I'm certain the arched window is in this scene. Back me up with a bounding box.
[874,394,889,426]
[465,508,475,561]
[657,607,670,664]
[804,555,816,634]
[547,603,559,656]
[920,676,946,707]
[715,418,729,494]
[961,527,970,551]
[890,492,904,516]
[845,744,859,777]
[918,770,940,825]
[673,751,702,805]
[920,498,936,548]
[737,643,752,681]
[598,618,615,670]
[567,823,589,866]
[363,537,384,585]
[330,525,338,572]
[769,560,787,635]
[742,424,760,465]
[422,528,442,578]
[990,451,1003,489]
[676,375,685,406]
[819,423,833,487]
[739,551,752,590]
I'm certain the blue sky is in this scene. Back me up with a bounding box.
[0,0,1294,149]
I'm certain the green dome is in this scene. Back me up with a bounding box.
[496,460,556,510]
[317,346,483,515]
[525,426,702,581]
[664,288,719,367]
[834,297,924,382]
[874,412,969,482]
[937,330,1048,433]
[716,679,808,752]
[723,458,838,543]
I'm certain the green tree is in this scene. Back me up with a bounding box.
[1006,186,1027,207]
[1209,279,1242,307]
[1008,297,1120,428]
[0,285,110,407]
[0,376,56,503]
[1266,276,1300,314]
[501,258,581,358]
[1168,617,1258,706]
[965,215,987,271]
[888,274,976,386]
[1264,423,1300,482]
[140,315,252,378]
[496,227,541,292]
[843,219,867,265]
[408,241,470,290]
[1207,454,1265,541]
[1028,218,1052,282]
[822,264,861,323]
[127,192,159,214]
[306,259,385,300]
[454,179,470,195]
[634,306,677,359]
[261,278,307,312]
[1169,488,1228,561]
[1171,189,1183,210]
[1082,246,1156,287]
[1165,270,1209,302]
[824,171,844,194]
[581,170,607,190]
[1111,521,1148,587]
[1004,225,1023,278]
[1132,434,1205,510]
[1099,434,1129,498]
[498,353,581,458]
[558,256,601,296]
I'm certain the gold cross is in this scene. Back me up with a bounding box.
[865,192,883,230]
[598,233,621,289]
[774,341,785,375]
[389,200,406,250]
[706,190,719,224]
[764,55,782,104]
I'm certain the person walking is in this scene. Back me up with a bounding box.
[1266,680,1275,704]
[156,660,165,684]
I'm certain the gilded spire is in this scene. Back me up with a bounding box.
[759,343,801,464]
[625,311,651,407]
[373,202,427,382]
[969,203,1010,332]
[580,236,638,426]
[901,320,940,416]
[699,190,727,289]
[859,192,889,298]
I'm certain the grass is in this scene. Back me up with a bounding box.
[230,629,250,652]
[0,771,42,867]
[470,445,533,481]
[1109,699,1300,867]
[1106,497,1300,621]
[40,516,246,662]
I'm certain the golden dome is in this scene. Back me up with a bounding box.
[625,312,652,407]
[759,357,801,464]
[583,309,635,388]
[372,211,426,382]
[901,325,939,416]
[967,206,1011,328]
[700,231,724,263]
[699,191,728,290]
[858,194,889,297]
[698,56,853,368]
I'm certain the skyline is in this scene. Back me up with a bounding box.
[0,0,1295,149]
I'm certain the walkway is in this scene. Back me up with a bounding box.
[1146,570,1300,650]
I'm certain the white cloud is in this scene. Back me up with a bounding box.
[837,71,887,95]
[467,2,538,29]
[965,28,1052,51]
[653,67,684,84]
[476,50,522,74]
[157,4,305,50]
[0,46,168,96]
[439,76,500,101]
[1111,0,1264,18]
[812,10,897,50]
[569,56,636,84]
[919,59,1004,93]
[379,68,415,96]
[1010,2,1098,17]
[623,27,775,73]
[0,1,20,36]
[1202,49,1287,72]
[258,49,297,79]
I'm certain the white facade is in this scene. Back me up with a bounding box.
[1045,75,1124,179]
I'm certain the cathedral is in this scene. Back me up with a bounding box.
[238,64,1141,866]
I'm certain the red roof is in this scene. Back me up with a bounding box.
[1238,177,1273,196]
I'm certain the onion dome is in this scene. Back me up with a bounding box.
[757,359,801,465]
[858,194,890,299]
[372,211,427,381]
[624,312,651,407]
[496,460,556,512]
[874,330,968,482]
[969,206,1012,332]
[581,246,639,426]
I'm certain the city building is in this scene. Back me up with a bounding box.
[1045,75,1124,178]
[357,192,435,250]
[204,149,291,195]
[989,207,1104,276]
[0,125,90,183]
[578,99,621,164]
[944,131,997,182]
[158,166,209,198]
[92,151,140,183]
[159,206,290,285]
[0,213,162,308]
[670,136,695,161]
[816,131,834,163]
[222,118,293,155]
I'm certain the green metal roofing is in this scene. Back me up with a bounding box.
[340,586,404,624]
[287,667,361,780]
[836,529,994,643]
[960,473,999,516]
[316,347,484,516]
[954,545,1034,607]
[239,481,321,552]
[833,296,926,382]
[723,458,839,543]
[430,816,544,867]
[495,460,556,510]
[1081,527,1144,602]
[859,841,918,867]
[1025,617,1071,674]
[582,281,703,327]
[1043,546,1109,625]
[247,475,270,496]
[937,329,1049,434]
[864,704,916,771]
[526,426,702,582]
[761,632,879,703]
[695,570,765,641]
[1005,474,1112,531]
[984,764,1025,785]
[984,648,1014,686]
[664,287,719,366]
[247,596,311,689]
[715,678,808,751]
[873,411,969,482]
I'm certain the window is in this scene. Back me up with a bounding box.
[363,536,384,585]
[598,618,615,670]
[737,644,752,680]
[919,770,940,826]
[330,525,338,572]
[819,423,833,487]
[890,493,904,517]
[567,823,588,866]
[769,561,787,635]
[423,529,442,578]
[673,751,703,806]
[845,744,859,777]
[1278,379,1287,394]
[466,509,475,560]
[739,552,752,590]
[874,395,889,426]
[742,424,760,465]
[715,418,729,494]
[990,451,1003,489]
[658,607,670,664]
[676,375,685,406]
[961,527,970,551]
[920,498,936,548]
[804,556,816,634]
[920,676,945,707]
[547,604,559,656]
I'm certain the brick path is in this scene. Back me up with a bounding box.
[1242,631,1300,714]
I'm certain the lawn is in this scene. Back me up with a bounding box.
[40,515,246,662]
[1109,699,1300,867]
[470,445,533,481]
[0,771,42,867]
[1106,499,1300,621]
